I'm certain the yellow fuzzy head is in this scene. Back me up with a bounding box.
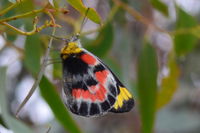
[60,41,82,59]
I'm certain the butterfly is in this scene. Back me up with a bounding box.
[60,35,134,117]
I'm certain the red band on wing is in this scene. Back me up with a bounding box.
[96,84,106,101]
[82,90,90,99]
[72,67,110,102]
[81,53,97,65]
[95,70,109,85]
[72,85,107,102]
[90,85,97,92]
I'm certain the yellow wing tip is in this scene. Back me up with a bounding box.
[113,87,133,109]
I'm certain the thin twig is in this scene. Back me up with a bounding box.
[5,41,24,54]
[46,126,51,133]
[106,4,119,23]
[44,11,56,26]
[0,14,60,36]
[170,25,200,36]
[112,0,168,33]
[0,0,25,16]
[0,8,44,23]
[45,60,62,67]
[15,27,56,117]
[79,8,90,34]
[0,20,54,35]
[0,4,18,16]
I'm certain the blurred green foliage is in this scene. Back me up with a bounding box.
[137,42,158,133]
[174,7,198,56]
[0,0,200,133]
[39,76,81,133]
[86,23,114,57]
[0,67,33,133]
[157,57,179,109]
[150,0,168,16]
[24,35,42,76]
[66,0,102,24]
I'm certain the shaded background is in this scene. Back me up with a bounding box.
[1,0,200,133]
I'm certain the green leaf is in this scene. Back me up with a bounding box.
[24,34,41,76]
[66,0,101,24]
[137,42,158,133]
[8,0,16,4]
[85,23,113,58]
[39,76,81,133]
[50,52,62,79]
[14,0,34,14]
[6,33,17,42]
[0,67,33,133]
[157,58,179,109]
[103,57,122,79]
[150,0,168,16]
[52,59,62,79]
[174,7,198,56]
[0,116,7,127]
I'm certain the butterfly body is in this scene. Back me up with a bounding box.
[61,37,134,117]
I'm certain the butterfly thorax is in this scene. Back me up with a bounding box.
[61,41,82,60]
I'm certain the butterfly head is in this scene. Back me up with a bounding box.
[61,34,82,59]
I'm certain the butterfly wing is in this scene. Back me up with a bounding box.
[92,51,135,113]
[62,49,134,117]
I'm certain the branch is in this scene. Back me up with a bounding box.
[0,18,55,36]
[46,126,51,133]
[15,27,56,117]
[170,25,200,38]
[0,0,25,16]
[0,9,61,36]
[112,0,168,33]
[0,8,44,23]
[44,10,56,26]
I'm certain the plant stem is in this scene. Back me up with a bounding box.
[15,27,56,117]
[0,8,44,23]
[0,0,25,16]
[112,0,167,33]
[0,20,53,35]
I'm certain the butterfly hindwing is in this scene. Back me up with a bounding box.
[94,53,135,113]
[62,48,134,117]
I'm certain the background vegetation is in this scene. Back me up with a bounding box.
[0,0,200,133]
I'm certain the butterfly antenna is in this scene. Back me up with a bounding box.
[79,8,90,34]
